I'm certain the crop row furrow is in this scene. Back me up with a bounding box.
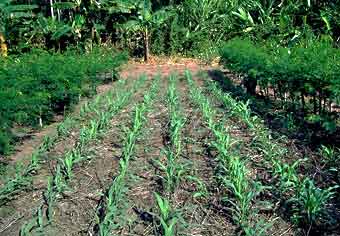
[205,79,338,233]
[93,75,160,236]
[18,76,147,236]
[185,70,266,235]
[153,74,186,236]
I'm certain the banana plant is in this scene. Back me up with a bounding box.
[0,0,38,56]
[121,0,169,62]
[154,193,178,236]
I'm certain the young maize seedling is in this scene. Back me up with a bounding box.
[98,110,111,130]
[169,112,185,157]
[40,135,56,152]
[57,116,75,137]
[290,178,338,227]
[53,165,67,194]
[79,120,99,148]
[186,176,208,198]
[61,149,83,180]
[20,217,39,236]
[43,177,57,224]
[156,149,186,193]
[0,164,32,205]
[319,145,340,172]
[221,156,263,227]
[97,174,126,236]
[211,128,238,159]
[155,193,178,236]
[37,207,44,232]
[80,102,91,117]
[272,159,301,193]
[25,151,40,175]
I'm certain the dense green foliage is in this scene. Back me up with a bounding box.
[1,0,340,57]
[0,48,127,155]
[220,38,340,132]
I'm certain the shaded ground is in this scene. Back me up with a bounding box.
[207,69,340,150]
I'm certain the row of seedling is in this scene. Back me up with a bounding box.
[154,75,186,236]
[94,75,160,236]
[0,135,57,206]
[157,74,186,194]
[205,80,338,232]
[79,79,135,119]
[185,71,266,235]
[0,79,140,206]
[19,76,147,235]
[0,119,76,206]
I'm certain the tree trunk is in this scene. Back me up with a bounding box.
[319,92,322,114]
[301,92,305,114]
[243,77,257,96]
[0,32,8,57]
[49,0,55,19]
[144,28,149,63]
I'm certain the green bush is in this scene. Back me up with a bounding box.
[0,47,127,155]
[220,38,340,115]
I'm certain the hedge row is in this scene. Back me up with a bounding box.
[220,39,340,116]
[0,48,127,155]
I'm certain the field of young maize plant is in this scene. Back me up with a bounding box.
[0,63,339,236]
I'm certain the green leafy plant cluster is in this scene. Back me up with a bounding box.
[220,38,340,131]
[0,47,127,155]
[154,192,178,236]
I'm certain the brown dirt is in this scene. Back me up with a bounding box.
[2,61,335,236]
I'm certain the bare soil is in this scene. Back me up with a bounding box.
[0,61,338,236]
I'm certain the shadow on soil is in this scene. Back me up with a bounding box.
[206,69,340,236]
[206,69,340,151]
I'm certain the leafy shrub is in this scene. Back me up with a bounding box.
[0,47,127,155]
[220,38,340,128]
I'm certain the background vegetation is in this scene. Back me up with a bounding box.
[1,0,339,57]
